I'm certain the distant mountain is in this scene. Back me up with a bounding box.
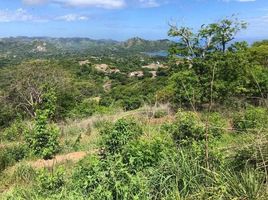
[123,37,146,48]
[121,37,172,51]
[0,37,172,59]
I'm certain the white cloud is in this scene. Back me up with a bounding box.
[0,8,34,22]
[0,8,90,23]
[23,0,126,9]
[23,0,47,5]
[22,0,165,9]
[59,0,125,8]
[139,0,160,8]
[56,14,89,21]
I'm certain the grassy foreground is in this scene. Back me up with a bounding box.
[0,105,268,200]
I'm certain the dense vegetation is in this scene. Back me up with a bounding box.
[0,17,268,199]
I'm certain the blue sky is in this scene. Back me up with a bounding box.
[0,0,268,40]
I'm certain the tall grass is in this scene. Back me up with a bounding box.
[1,109,268,200]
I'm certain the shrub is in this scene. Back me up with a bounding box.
[206,112,228,137]
[1,120,28,141]
[231,146,258,170]
[26,86,60,160]
[0,144,27,172]
[0,149,12,172]
[100,156,148,200]
[121,138,175,173]
[163,110,228,146]
[164,110,205,145]
[230,134,268,171]
[26,110,60,160]
[101,119,143,154]
[72,156,103,195]
[72,155,149,200]
[121,97,142,111]
[99,96,114,107]
[169,69,203,107]
[0,103,16,128]
[68,99,99,118]
[6,144,27,162]
[36,167,65,195]
[233,106,268,132]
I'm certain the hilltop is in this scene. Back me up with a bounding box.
[0,37,171,60]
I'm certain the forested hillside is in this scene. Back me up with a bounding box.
[0,17,268,199]
[0,37,171,62]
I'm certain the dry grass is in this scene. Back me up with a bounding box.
[29,151,90,169]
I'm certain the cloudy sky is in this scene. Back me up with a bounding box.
[0,0,268,40]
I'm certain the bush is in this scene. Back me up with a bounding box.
[36,167,65,195]
[68,99,99,118]
[122,97,143,111]
[163,110,228,146]
[72,156,103,195]
[72,155,149,200]
[0,144,27,172]
[0,103,16,128]
[205,112,228,137]
[233,106,268,132]
[1,120,28,141]
[121,138,175,173]
[99,96,114,107]
[230,134,268,171]
[163,110,205,145]
[169,69,203,107]
[101,119,143,154]
[25,87,60,160]
[26,110,60,160]
[231,146,258,170]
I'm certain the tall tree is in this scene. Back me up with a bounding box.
[168,16,247,59]
[3,60,73,118]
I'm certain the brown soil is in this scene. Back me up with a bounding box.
[29,151,88,169]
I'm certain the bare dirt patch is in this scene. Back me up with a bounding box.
[29,151,89,169]
[79,60,90,66]
[128,71,144,77]
[142,63,167,70]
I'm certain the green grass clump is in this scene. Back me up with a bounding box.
[12,163,36,184]
[233,106,268,132]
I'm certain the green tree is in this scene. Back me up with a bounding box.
[26,87,60,160]
[3,60,75,118]
[168,16,247,59]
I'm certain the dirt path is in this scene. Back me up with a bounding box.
[29,151,91,169]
